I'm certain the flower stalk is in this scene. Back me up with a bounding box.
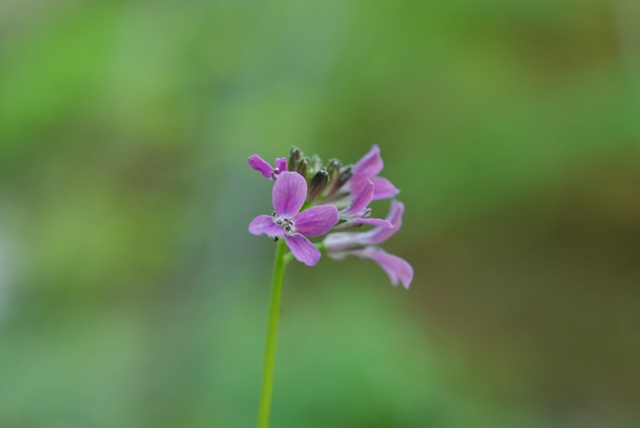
[257,239,289,428]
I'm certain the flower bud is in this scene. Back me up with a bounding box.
[288,147,302,172]
[307,169,329,202]
[296,157,309,179]
[325,164,353,199]
[309,155,322,174]
[325,158,341,183]
[336,165,353,189]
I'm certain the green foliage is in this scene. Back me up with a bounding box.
[1,0,639,427]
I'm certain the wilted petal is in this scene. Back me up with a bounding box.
[325,246,412,288]
[248,155,274,179]
[275,157,287,173]
[371,177,400,200]
[323,232,360,252]
[363,247,413,289]
[293,205,339,237]
[249,215,283,237]
[351,217,393,228]
[352,145,383,182]
[273,171,306,216]
[284,233,321,266]
[343,179,374,216]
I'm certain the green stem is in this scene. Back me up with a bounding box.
[257,239,288,428]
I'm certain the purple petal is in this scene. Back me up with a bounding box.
[293,205,339,237]
[248,215,284,237]
[272,171,306,216]
[350,217,393,228]
[363,247,413,289]
[352,145,383,182]
[371,177,400,200]
[284,234,321,266]
[324,200,404,249]
[275,157,287,173]
[343,179,374,216]
[248,155,274,179]
[358,200,404,245]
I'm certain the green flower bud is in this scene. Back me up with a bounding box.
[309,154,322,174]
[325,158,341,183]
[288,147,302,172]
[296,157,309,179]
[307,169,329,202]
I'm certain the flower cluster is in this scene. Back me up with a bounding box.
[248,145,413,289]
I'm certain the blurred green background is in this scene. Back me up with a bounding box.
[1,1,640,427]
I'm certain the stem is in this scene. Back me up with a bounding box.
[257,239,288,428]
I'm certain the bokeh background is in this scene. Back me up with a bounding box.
[1,1,640,427]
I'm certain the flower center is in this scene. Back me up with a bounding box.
[273,215,296,235]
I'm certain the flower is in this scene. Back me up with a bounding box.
[323,200,413,288]
[249,171,339,266]
[248,155,288,180]
[347,145,400,201]
[338,178,393,228]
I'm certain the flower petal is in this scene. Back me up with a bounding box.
[284,234,321,266]
[324,200,404,250]
[293,205,339,237]
[371,177,400,200]
[323,232,360,252]
[350,217,393,228]
[363,247,413,289]
[272,171,306,216]
[325,246,413,288]
[248,155,274,179]
[275,157,287,173]
[358,200,404,245]
[352,145,383,182]
[248,215,284,237]
[343,179,374,216]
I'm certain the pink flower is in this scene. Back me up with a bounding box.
[347,145,400,201]
[249,172,339,266]
[339,178,393,228]
[323,200,413,289]
[248,155,288,180]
